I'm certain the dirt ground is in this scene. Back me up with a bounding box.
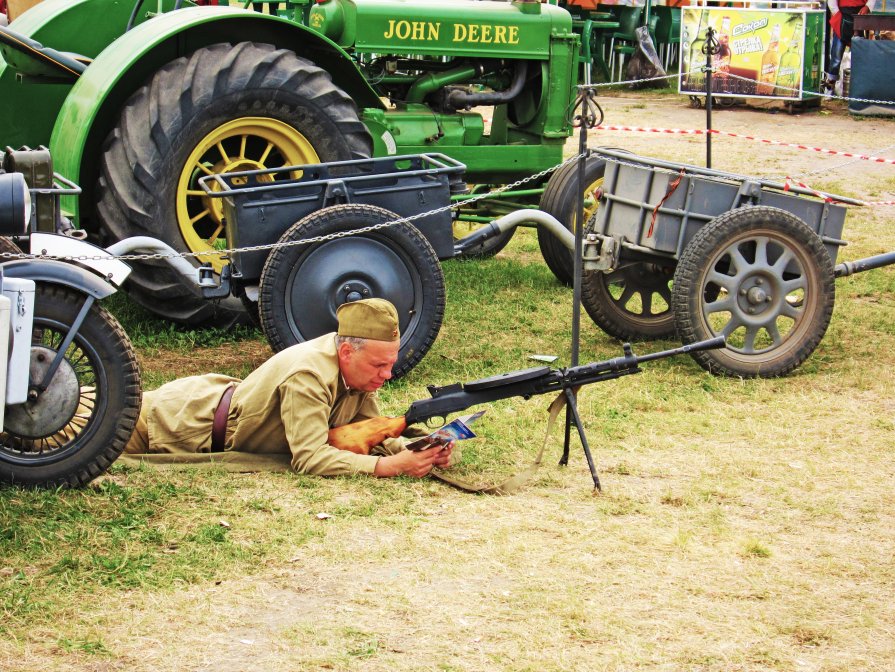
[6,92,895,672]
[587,91,895,201]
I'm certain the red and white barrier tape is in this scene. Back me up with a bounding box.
[594,125,895,167]
[782,177,895,207]
[594,125,895,205]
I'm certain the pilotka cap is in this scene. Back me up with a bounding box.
[336,298,400,342]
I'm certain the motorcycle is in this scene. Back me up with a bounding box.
[0,153,141,487]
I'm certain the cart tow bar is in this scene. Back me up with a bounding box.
[834,251,895,278]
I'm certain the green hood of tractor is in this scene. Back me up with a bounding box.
[308,0,571,59]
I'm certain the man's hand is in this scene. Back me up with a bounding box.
[374,442,455,478]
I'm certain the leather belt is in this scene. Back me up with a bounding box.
[211,384,236,453]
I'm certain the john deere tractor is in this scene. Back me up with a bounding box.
[0,0,597,325]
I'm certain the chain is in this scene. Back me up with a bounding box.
[2,153,588,264]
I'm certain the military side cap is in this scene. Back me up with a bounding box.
[337,298,400,342]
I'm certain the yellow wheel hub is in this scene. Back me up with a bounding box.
[177,117,319,271]
[574,176,603,232]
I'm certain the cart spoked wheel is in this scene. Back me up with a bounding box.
[97,42,371,326]
[452,184,516,258]
[0,284,141,487]
[538,154,606,286]
[672,207,835,378]
[581,262,677,341]
[259,204,445,380]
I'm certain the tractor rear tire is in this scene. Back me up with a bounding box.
[537,154,607,286]
[259,204,445,380]
[96,42,372,326]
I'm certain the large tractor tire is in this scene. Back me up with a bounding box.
[259,204,445,380]
[537,154,606,286]
[0,284,141,487]
[97,42,372,326]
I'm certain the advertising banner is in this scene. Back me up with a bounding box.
[679,8,825,100]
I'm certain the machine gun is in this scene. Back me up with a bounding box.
[329,336,726,489]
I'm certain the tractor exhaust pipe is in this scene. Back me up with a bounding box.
[447,61,529,110]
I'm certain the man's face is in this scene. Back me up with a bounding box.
[338,339,400,392]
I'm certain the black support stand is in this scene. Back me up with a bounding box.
[559,87,601,491]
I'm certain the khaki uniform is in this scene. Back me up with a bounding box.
[125,334,403,475]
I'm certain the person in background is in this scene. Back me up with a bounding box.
[823,0,876,91]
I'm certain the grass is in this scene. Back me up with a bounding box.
[2,100,895,670]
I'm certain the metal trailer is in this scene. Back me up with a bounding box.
[196,151,606,381]
[576,148,895,377]
[198,153,468,380]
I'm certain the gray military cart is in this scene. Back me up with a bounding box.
[578,148,895,378]
[199,153,467,379]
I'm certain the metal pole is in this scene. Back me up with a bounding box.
[702,26,720,169]
[560,87,600,487]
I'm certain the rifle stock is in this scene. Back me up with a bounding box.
[327,337,726,453]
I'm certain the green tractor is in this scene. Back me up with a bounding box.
[0,0,600,325]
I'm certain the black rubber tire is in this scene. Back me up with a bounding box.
[96,42,372,326]
[239,293,262,329]
[259,204,445,380]
[582,262,677,341]
[0,284,141,487]
[538,154,606,286]
[672,206,835,378]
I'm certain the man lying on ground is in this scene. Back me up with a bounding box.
[125,298,452,478]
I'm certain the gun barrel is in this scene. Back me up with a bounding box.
[404,337,726,426]
[633,336,727,365]
[567,336,726,381]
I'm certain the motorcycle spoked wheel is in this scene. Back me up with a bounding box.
[0,284,141,487]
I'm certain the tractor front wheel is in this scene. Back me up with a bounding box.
[97,42,371,326]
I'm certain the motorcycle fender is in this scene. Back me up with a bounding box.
[0,259,117,299]
[30,232,132,287]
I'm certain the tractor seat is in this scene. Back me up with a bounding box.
[0,24,91,82]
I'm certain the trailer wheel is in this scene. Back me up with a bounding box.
[0,284,141,487]
[581,262,677,341]
[672,207,835,378]
[537,154,606,286]
[97,42,371,326]
[259,204,445,380]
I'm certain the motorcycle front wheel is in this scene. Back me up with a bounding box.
[0,283,141,487]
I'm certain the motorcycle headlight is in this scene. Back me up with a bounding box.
[0,173,31,236]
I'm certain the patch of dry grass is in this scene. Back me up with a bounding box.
[2,94,894,671]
